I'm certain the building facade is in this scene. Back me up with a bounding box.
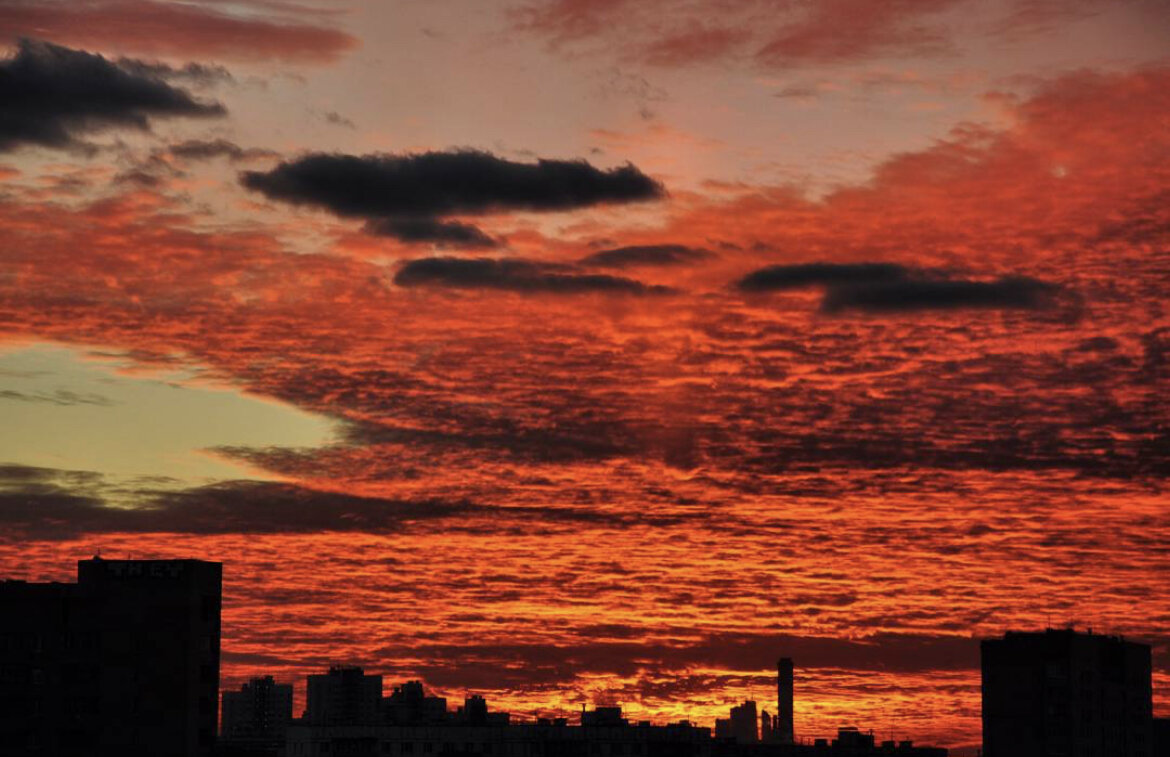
[730,700,760,744]
[0,557,222,757]
[287,718,713,756]
[221,675,294,753]
[307,665,384,726]
[982,629,1153,757]
[777,658,795,745]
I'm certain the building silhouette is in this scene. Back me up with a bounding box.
[455,693,510,726]
[383,679,451,725]
[220,675,293,754]
[287,692,712,756]
[777,657,796,744]
[706,659,945,756]
[981,628,1154,757]
[306,665,382,726]
[582,705,628,727]
[0,557,221,757]
[26,558,1161,757]
[730,700,760,744]
[1153,718,1169,756]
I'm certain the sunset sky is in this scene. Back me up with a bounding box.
[1,0,1168,751]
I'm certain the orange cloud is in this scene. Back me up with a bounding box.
[512,0,1112,68]
[647,67,1170,279]
[0,65,1168,748]
[0,0,358,63]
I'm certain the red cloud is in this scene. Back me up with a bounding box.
[511,0,1156,69]
[0,66,1168,748]
[0,0,357,63]
[513,0,964,67]
[756,0,962,66]
[652,66,1170,275]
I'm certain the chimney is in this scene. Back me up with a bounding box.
[777,657,794,744]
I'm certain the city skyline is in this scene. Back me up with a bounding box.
[4,558,1166,755]
[4,555,1169,756]
[1,1,1169,752]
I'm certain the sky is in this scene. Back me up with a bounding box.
[0,0,1168,750]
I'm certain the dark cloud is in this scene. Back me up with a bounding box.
[168,138,276,163]
[0,489,110,540]
[385,631,979,689]
[366,218,499,249]
[0,39,225,153]
[0,463,102,486]
[287,415,638,469]
[393,257,672,295]
[241,150,664,244]
[597,68,670,121]
[322,110,356,129]
[1073,336,1121,353]
[736,262,909,291]
[735,263,1063,316]
[580,244,714,268]
[239,150,665,216]
[148,482,473,534]
[113,58,234,86]
[821,275,1060,313]
[0,465,692,538]
[0,474,475,539]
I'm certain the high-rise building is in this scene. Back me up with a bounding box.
[0,557,222,757]
[834,726,876,749]
[221,676,293,742]
[581,705,627,727]
[306,665,382,725]
[1152,718,1169,757]
[383,679,449,725]
[729,700,759,744]
[778,657,795,744]
[982,629,1153,757]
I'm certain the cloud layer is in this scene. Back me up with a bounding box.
[511,0,1159,71]
[820,275,1060,313]
[0,39,225,152]
[167,138,276,163]
[241,150,664,246]
[393,257,671,295]
[0,0,357,63]
[1,61,1168,748]
[0,468,472,539]
[512,0,969,68]
[735,263,1061,313]
[581,244,715,269]
[366,218,500,249]
[737,262,909,291]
